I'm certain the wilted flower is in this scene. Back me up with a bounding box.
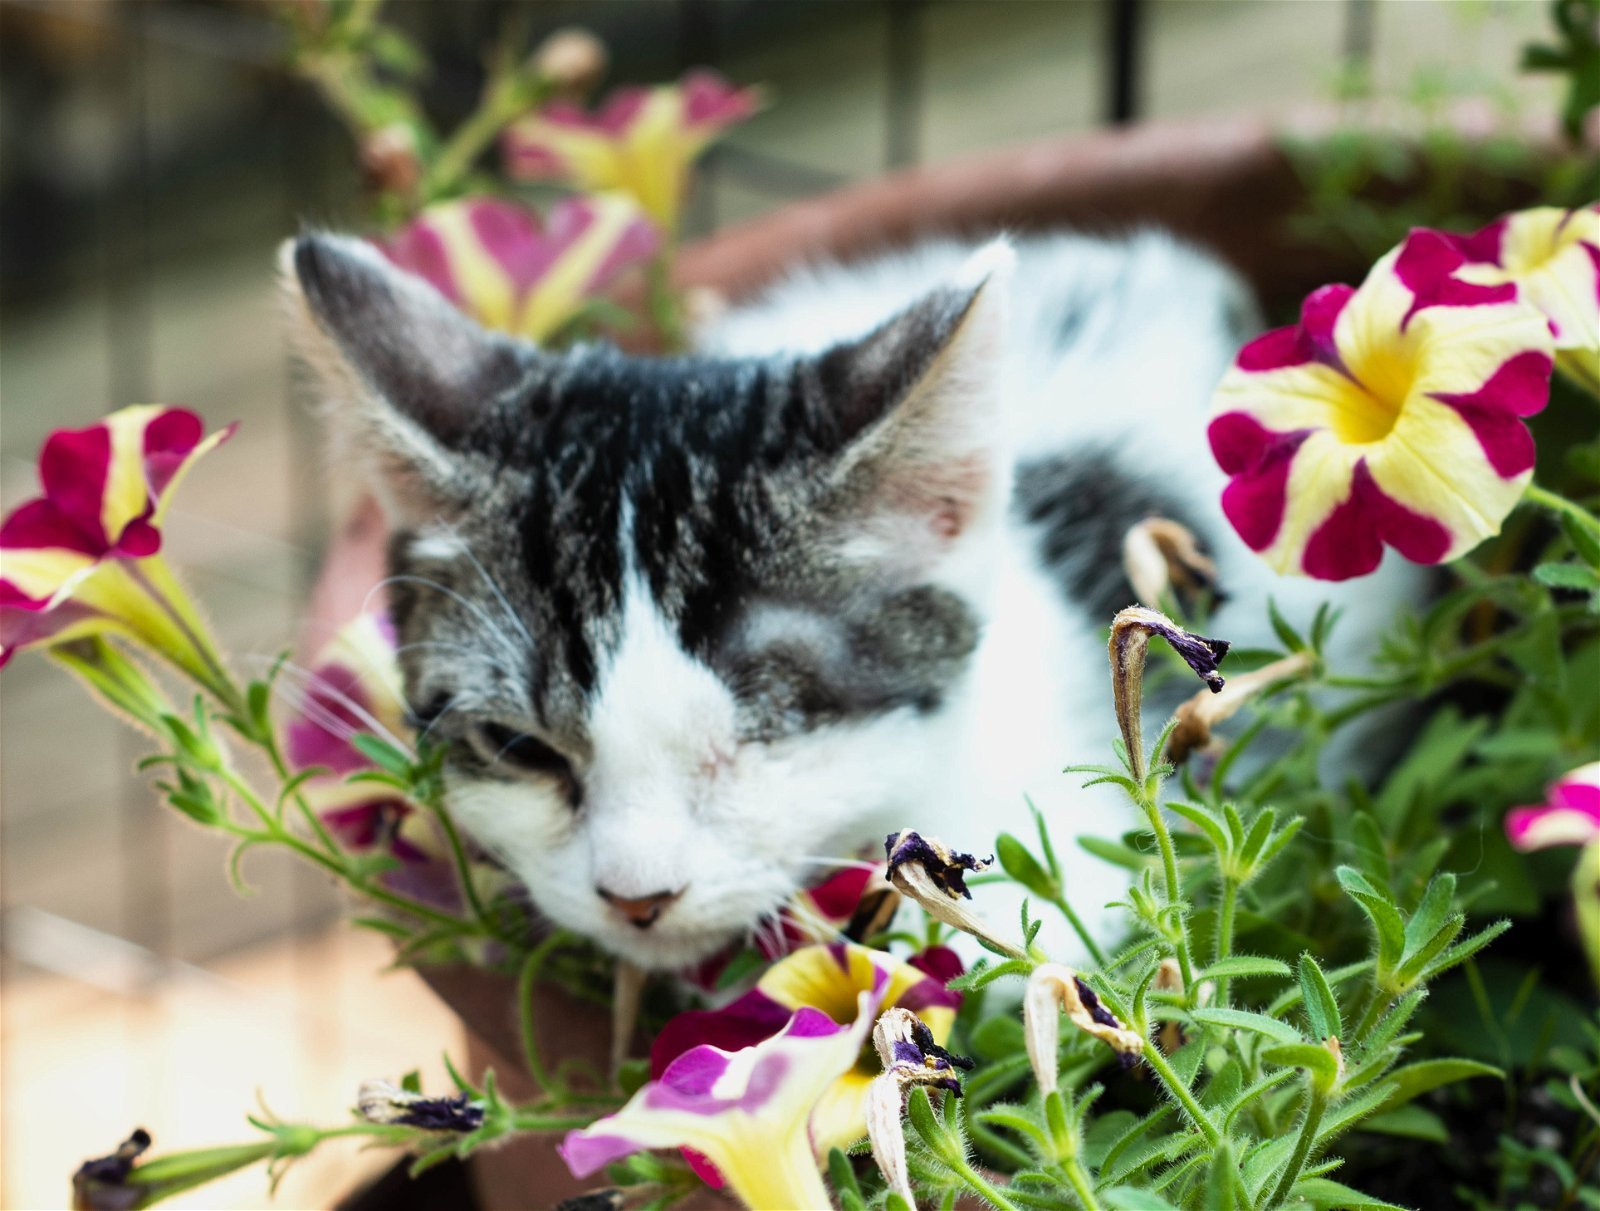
[1122,516,1219,608]
[502,70,760,230]
[358,123,423,200]
[1108,606,1229,783]
[650,941,960,1171]
[72,1128,150,1211]
[1436,205,1600,398]
[884,830,1024,958]
[1507,762,1600,985]
[379,194,658,343]
[72,1128,279,1211]
[1166,649,1316,764]
[1024,964,1145,1094]
[865,1007,976,1209]
[563,995,878,1211]
[1210,228,1555,581]
[356,1078,484,1132]
[1,406,236,702]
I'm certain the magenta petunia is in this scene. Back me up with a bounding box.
[1209,229,1556,581]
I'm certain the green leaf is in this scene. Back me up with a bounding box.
[974,1106,1049,1154]
[1336,867,1406,970]
[351,733,415,778]
[1561,513,1600,567]
[1267,597,1305,651]
[1535,560,1600,590]
[1203,1139,1236,1211]
[1190,1007,1302,1045]
[712,948,766,992]
[1289,1178,1409,1210]
[1413,919,1512,984]
[1102,1189,1181,1210]
[1359,1104,1448,1142]
[1168,801,1231,854]
[1077,834,1150,870]
[969,1014,1025,1062]
[1297,954,1342,1041]
[1380,1058,1502,1110]
[827,1148,863,1200]
[1403,872,1457,954]
[1261,1042,1339,1085]
[1202,955,1292,981]
[997,833,1059,901]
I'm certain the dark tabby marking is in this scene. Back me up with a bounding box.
[1014,448,1212,624]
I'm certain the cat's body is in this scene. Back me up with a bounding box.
[285,228,1424,972]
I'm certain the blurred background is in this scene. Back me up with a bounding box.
[0,1,1567,1207]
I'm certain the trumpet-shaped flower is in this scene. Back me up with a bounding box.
[1438,205,1600,397]
[1506,762,1600,851]
[562,996,877,1211]
[1,405,235,698]
[502,70,760,230]
[1210,229,1555,581]
[283,612,463,910]
[379,194,658,343]
[650,941,960,1179]
[1024,964,1145,1094]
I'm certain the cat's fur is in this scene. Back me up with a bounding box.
[283,229,1424,971]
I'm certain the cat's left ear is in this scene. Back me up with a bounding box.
[811,239,1014,570]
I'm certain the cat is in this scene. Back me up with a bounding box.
[281,229,1425,973]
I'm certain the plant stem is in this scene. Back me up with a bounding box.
[1215,877,1239,1007]
[1267,1087,1327,1207]
[1054,895,1109,968]
[517,934,567,1100]
[422,72,547,202]
[1524,483,1600,553]
[1062,1156,1100,1210]
[647,251,686,352]
[1140,1045,1222,1149]
[1140,796,1196,999]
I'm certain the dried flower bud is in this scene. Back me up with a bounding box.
[1024,964,1145,1093]
[1122,517,1219,608]
[359,123,422,200]
[1166,649,1315,764]
[865,1074,917,1207]
[885,830,1023,958]
[357,1078,484,1132]
[866,1008,976,1209]
[555,1192,626,1211]
[533,27,608,97]
[1325,1035,1345,1082]
[1108,606,1229,785]
[72,1129,151,1211]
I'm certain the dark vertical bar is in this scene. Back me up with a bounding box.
[884,0,925,169]
[678,0,720,237]
[1105,0,1143,126]
[1342,0,1376,87]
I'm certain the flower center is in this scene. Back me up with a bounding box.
[1329,346,1414,444]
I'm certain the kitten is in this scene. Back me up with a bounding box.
[282,230,1424,972]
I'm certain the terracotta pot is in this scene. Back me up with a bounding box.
[302,112,1553,1208]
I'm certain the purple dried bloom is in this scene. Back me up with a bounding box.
[72,1130,150,1211]
[357,1079,484,1133]
[884,830,991,900]
[1108,606,1231,784]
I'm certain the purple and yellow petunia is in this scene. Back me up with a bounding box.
[1209,229,1556,581]
[1,405,235,696]
[378,194,658,343]
[1438,205,1600,398]
[501,70,759,231]
[650,941,960,1181]
[561,993,879,1210]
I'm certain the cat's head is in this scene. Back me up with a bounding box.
[282,233,1013,970]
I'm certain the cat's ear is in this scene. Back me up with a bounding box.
[812,239,1014,570]
[279,232,531,524]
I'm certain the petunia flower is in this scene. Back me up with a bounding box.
[1,405,237,702]
[865,1007,977,1210]
[1436,205,1600,398]
[650,941,960,1176]
[1108,606,1230,784]
[1506,763,1600,984]
[502,70,760,231]
[562,995,878,1211]
[1210,228,1556,581]
[378,194,658,343]
[1024,964,1145,1095]
[885,829,1025,959]
[282,612,470,911]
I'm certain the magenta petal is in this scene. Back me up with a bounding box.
[0,498,103,556]
[464,198,547,294]
[649,990,792,1079]
[1210,416,1311,552]
[140,408,204,497]
[1430,350,1551,477]
[1444,217,1509,267]
[907,944,964,987]
[559,1131,643,1179]
[1236,325,1312,372]
[806,867,874,919]
[1396,229,1517,328]
[38,424,113,547]
[1300,284,1354,368]
[380,224,466,307]
[1302,460,1451,581]
[1552,778,1600,818]
[114,518,162,559]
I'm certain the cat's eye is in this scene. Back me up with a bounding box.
[470,722,582,805]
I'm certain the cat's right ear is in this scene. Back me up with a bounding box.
[279,233,531,524]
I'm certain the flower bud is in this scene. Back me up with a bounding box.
[1108,606,1229,785]
[1166,649,1315,764]
[359,123,422,200]
[533,28,608,97]
[356,1078,483,1132]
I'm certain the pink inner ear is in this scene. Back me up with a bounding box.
[879,455,989,547]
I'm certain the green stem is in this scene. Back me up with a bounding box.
[1053,895,1109,968]
[423,72,547,201]
[1141,1045,1223,1149]
[647,251,686,352]
[1215,877,1239,1008]
[517,934,567,1099]
[1349,984,1392,1046]
[1524,482,1600,551]
[1140,796,1196,1000]
[1267,1087,1327,1207]
[1062,1156,1101,1210]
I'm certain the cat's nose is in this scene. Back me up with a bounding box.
[596,885,684,930]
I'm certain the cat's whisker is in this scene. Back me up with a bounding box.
[364,575,525,666]
[436,517,537,657]
[268,659,414,757]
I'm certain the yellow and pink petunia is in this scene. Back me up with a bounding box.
[501,70,760,232]
[562,993,878,1210]
[1438,205,1600,398]
[650,941,961,1184]
[0,405,235,697]
[1506,763,1600,986]
[1209,229,1556,581]
[378,194,658,343]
